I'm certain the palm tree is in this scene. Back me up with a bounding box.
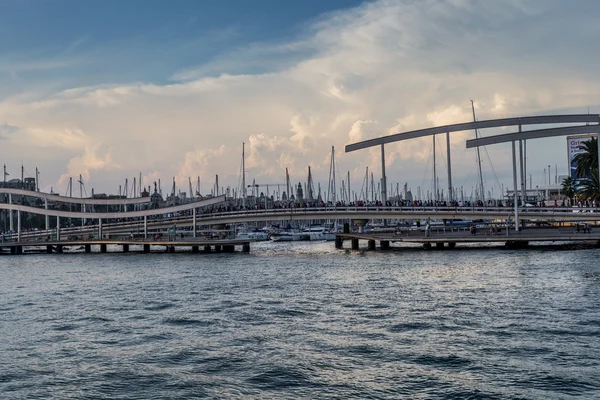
[573,137,598,178]
[561,176,577,204]
[577,168,600,202]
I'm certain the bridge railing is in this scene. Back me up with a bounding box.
[3,205,599,242]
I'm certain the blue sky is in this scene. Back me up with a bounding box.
[0,0,365,93]
[1,0,599,198]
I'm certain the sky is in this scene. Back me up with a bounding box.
[1,0,599,200]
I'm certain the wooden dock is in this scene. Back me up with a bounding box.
[335,227,600,250]
[0,238,252,255]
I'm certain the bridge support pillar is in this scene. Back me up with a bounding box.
[193,208,197,238]
[85,244,91,253]
[100,244,107,253]
[17,210,21,242]
[56,245,63,253]
[223,245,235,252]
[168,245,175,253]
[446,131,453,203]
[351,238,359,250]
[143,244,150,253]
[47,245,53,253]
[435,242,445,249]
[214,245,222,252]
[335,236,343,249]
[192,245,199,253]
[45,198,49,231]
[10,246,16,254]
[423,242,432,250]
[380,240,390,249]
[16,246,22,255]
[353,219,369,233]
[368,240,376,250]
[204,245,212,252]
[8,193,13,231]
[242,243,250,253]
[511,140,520,232]
[448,242,456,249]
[122,244,129,253]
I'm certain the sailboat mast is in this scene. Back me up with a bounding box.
[242,142,246,207]
[364,167,368,202]
[347,171,350,205]
[285,167,290,205]
[471,100,485,203]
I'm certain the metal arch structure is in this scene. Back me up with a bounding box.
[0,188,151,205]
[344,113,600,215]
[345,114,600,152]
[466,124,600,147]
[466,123,600,232]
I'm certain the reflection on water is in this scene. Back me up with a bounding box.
[1,242,599,399]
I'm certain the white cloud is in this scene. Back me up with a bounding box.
[1,0,599,198]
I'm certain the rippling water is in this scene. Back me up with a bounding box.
[1,242,600,399]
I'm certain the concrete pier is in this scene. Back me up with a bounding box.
[0,237,250,256]
[336,227,600,251]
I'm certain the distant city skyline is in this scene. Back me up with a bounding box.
[1,0,599,198]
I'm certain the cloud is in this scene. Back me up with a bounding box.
[1,0,599,198]
[0,122,19,139]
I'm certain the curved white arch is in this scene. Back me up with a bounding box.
[0,188,151,205]
[0,195,226,219]
[345,114,600,152]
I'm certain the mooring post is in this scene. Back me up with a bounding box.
[335,236,343,249]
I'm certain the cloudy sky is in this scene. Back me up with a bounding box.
[1,0,598,200]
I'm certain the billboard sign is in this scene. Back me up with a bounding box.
[567,134,597,179]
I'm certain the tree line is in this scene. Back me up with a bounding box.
[561,137,599,203]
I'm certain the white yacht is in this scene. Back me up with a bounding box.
[236,230,270,241]
[302,226,336,241]
[270,231,309,242]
